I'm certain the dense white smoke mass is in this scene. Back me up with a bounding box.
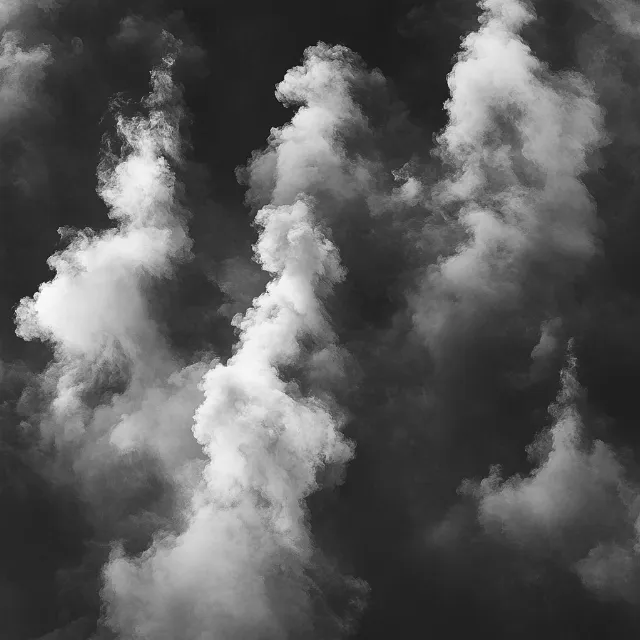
[15,46,207,477]
[102,198,360,639]
[243,42,382,210]
[413,0,605,346]
[97,43,365,640]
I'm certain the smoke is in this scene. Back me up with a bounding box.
[10,39,212,640]
[0,31,50,125]
[15,45,203,467]
[6,0,640,638]
[100,48,369,635]
[241,43,382,210]
[10,38,371,640]
[101,195,364,639]
[588,0,640,38]
[464,344,640,603]
[413,0,605,348]
[3,23,370,640]
[0,2,53,206]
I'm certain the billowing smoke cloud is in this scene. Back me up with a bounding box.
[413,0,605,348]
[96,42,367,640]
[102,196,364,639]
[465,343,640,604]
[15,43,205,470]
[10,39,212,640]
[242,42,382,210]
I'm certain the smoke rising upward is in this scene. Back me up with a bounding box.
[465,343,640,603]
[14,45,205,471]
[98,43,365,640]
[414,0,605,347]
[102,197,362,639]
[242,42,382,211]
[3,0,640,638]
[16,48,188,364]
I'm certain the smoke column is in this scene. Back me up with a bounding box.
[467,343,640,603]
[414,0,605,349]
[99,44,366,640]
[12,37,212,640]
[15,41,206,472]
[102,196,361,639]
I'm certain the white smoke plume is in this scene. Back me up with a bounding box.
[15,43,208,475]
[99,43,366,640]
[8,46,215,639]
[243,43,381,210]
[413,0,606,346]
[102,199,360,639]
[465,343,640,603]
